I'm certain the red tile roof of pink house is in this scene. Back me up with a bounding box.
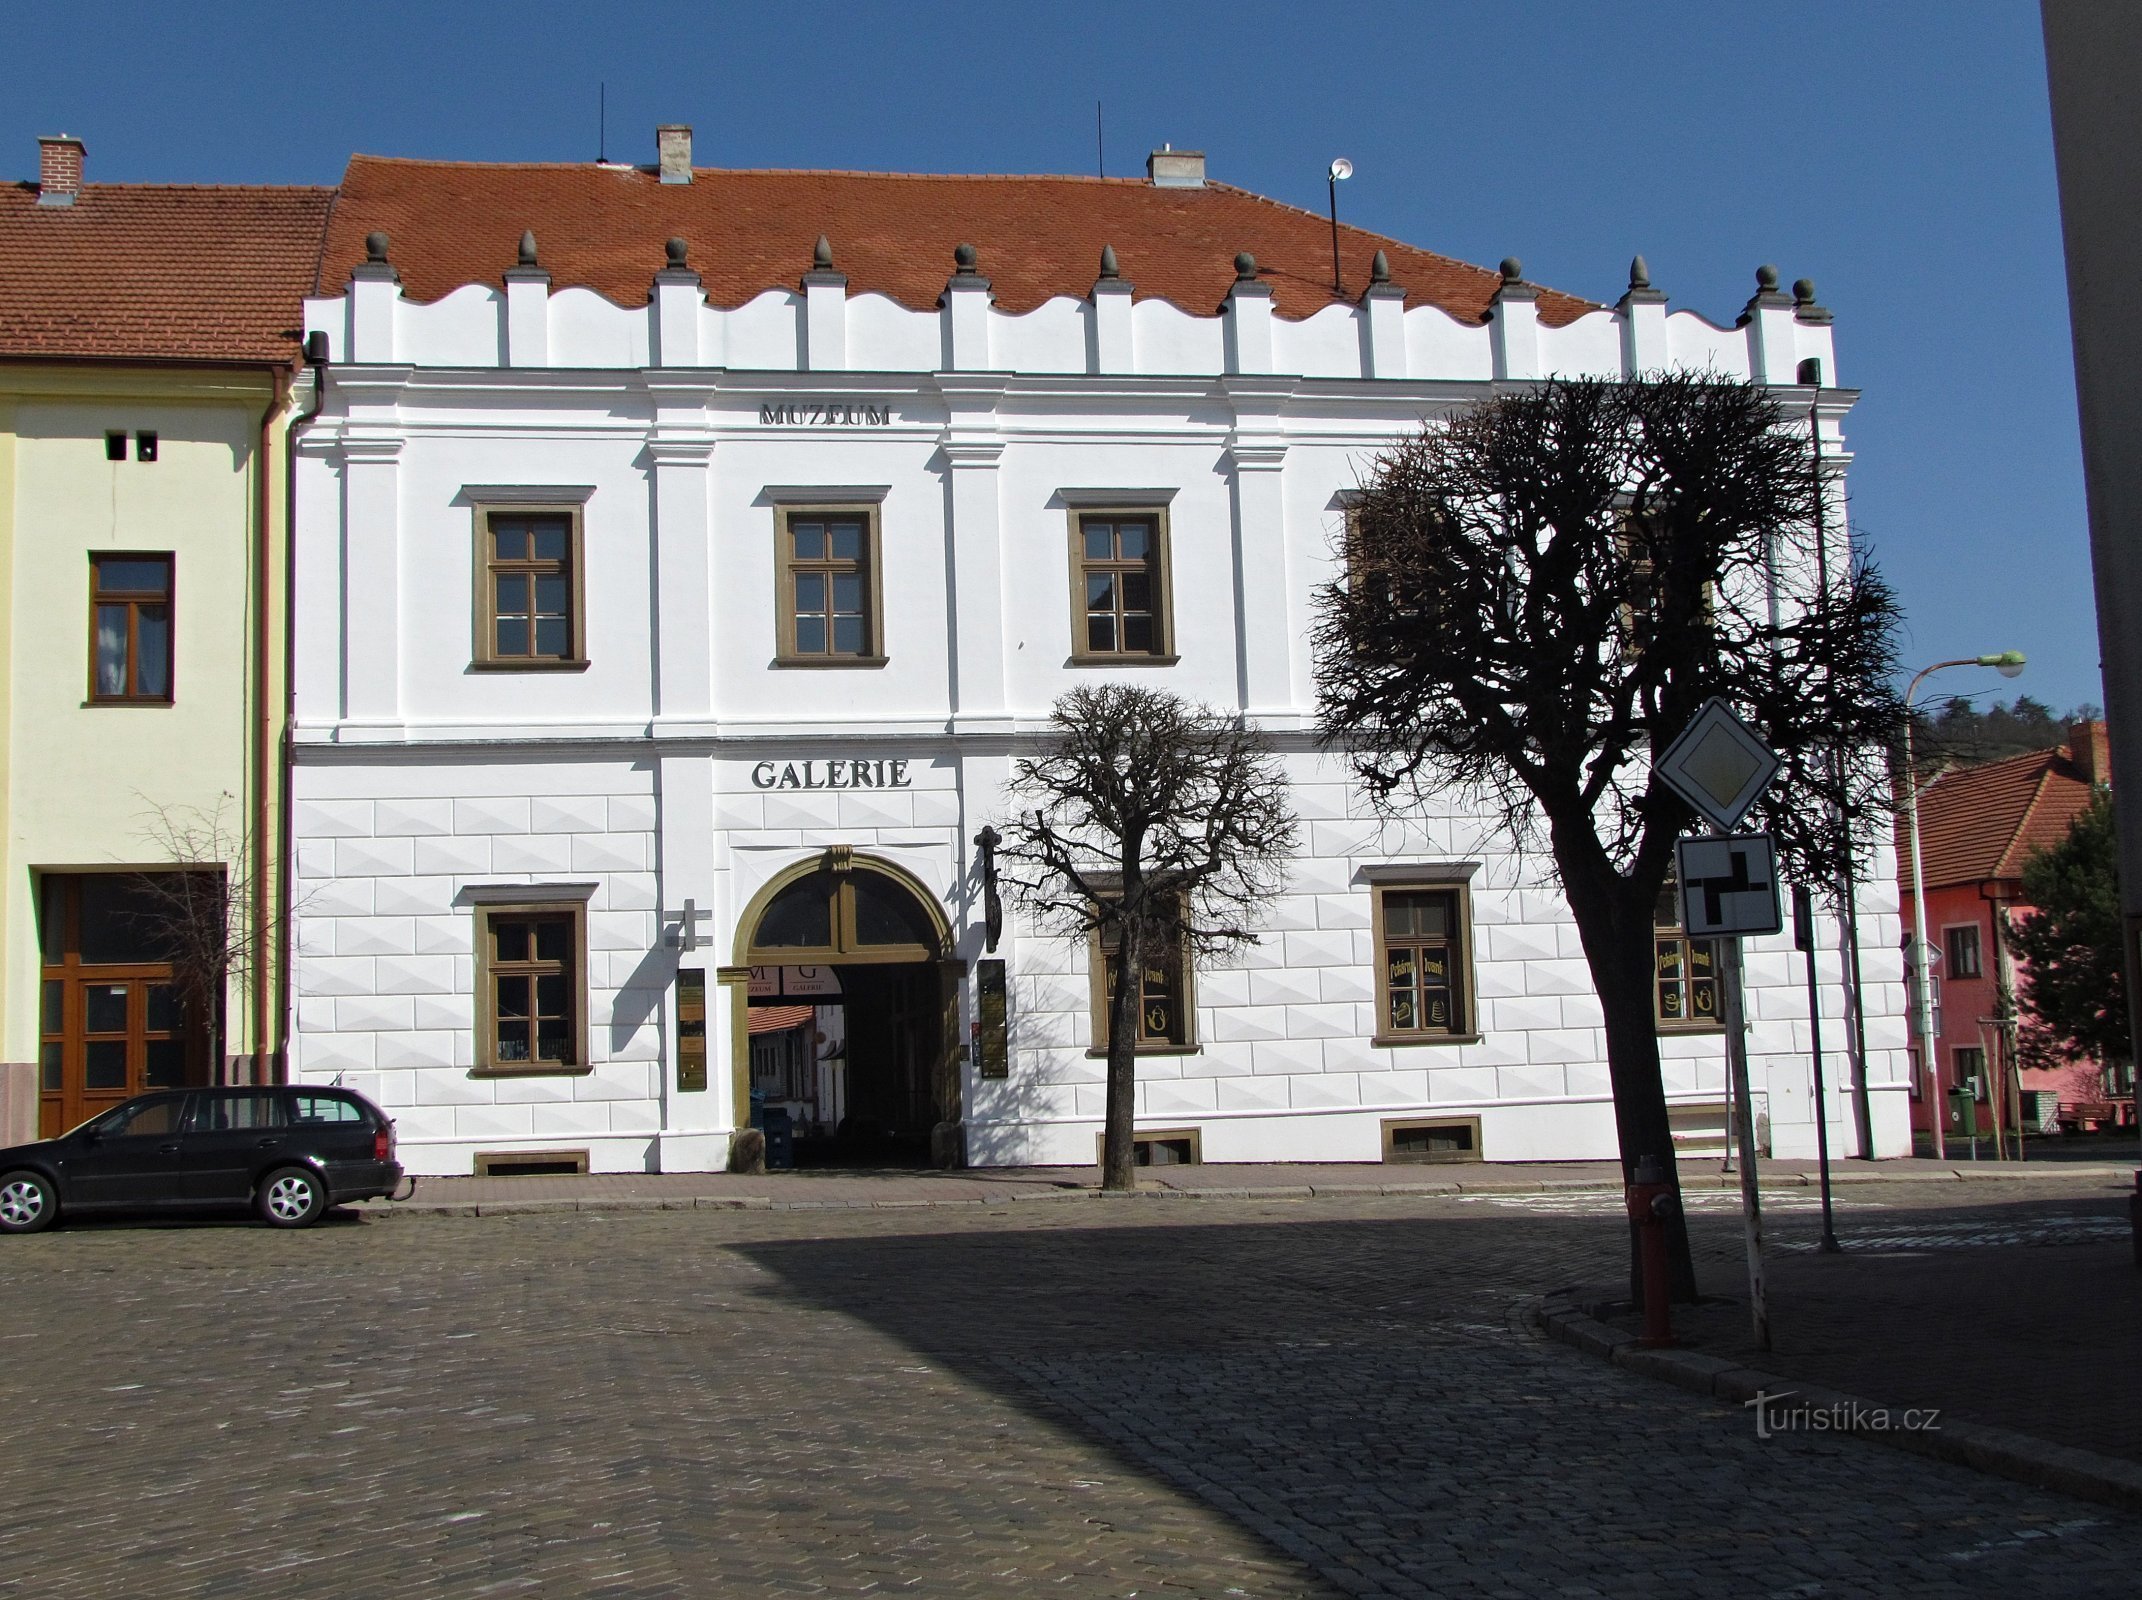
[0,182,332,363]
[317,155,1598,325]
[1900,724,2108,893]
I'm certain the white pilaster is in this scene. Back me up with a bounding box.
[1223,259,1275,375]
[653,261,704,367]
[939,375,1010,729]
[646,376,717,722]
[1224,377,1296,718]
[1741,266,1799,384]
[504,267,549,367]
[942,250,994,370]
[1362,283,1407,379]
[1488,262,1540,381]
[1615,259,1669,375]
[804,269,849,372]
[1090,276,1135,374]
[340,431,404,725]
[348,263,400,364]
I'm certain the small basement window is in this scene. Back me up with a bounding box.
[1094,1127,1203,1166]
[104,432,127,461]
[134,431,158,462]
[474,1149,590,1177]
[1382,1117,1482,1164]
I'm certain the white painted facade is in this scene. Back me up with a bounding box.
[292,233,1913,1175]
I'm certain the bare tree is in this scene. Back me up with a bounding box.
[1313,374,1903,1297]
[998,685,1299,1191]
[123,795,281,1081]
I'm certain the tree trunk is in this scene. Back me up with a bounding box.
[1100,927,1143,1191]
[1554,834,1700,1303]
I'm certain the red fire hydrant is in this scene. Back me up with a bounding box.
[1626,1155,1678,1348]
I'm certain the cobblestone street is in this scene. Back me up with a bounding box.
[2,1181,2137,1598]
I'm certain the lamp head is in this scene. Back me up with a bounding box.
[1978,650,2027,679]
[1328,157,1353,183]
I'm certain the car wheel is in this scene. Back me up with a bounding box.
[0,1170,57,1234]
[256,1166,327,1229]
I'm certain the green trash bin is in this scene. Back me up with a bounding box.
[1948,1088,1981,1138]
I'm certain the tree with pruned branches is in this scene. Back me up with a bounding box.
[1314,373,1904,1298]
[998,685,1298,1191]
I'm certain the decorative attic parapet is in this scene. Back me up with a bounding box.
[304,252,1841,388]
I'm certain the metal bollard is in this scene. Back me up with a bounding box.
[1626,1154,1678,1347]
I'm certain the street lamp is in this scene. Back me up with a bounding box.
[1902,650,2027,1158]
[1327,157,1353,294]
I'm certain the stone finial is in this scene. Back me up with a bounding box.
[365,231,390,264]
[1370,250,1390,285]
[1099,244,1120,280]
[665,237,689,268]
[1756,263,1780,292]
[517,231,538,268]
[1500,257,1524,284]
[953,242,979,274]
[813,235,833,270]
[1793,278,1816,307]
[1234,251,1257,281]
[1629,255,1650,291]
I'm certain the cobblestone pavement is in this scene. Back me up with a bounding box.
[1,1181,2137,1598]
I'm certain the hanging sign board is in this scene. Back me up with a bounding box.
[1676,833,1784,938]
[676,967,708,1093]
[976,959,1008,1079]
[1655,699,1780,834]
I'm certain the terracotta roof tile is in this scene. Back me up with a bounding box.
[320,156,1597,326]
[1898,737,2103,892]
[0,183,332,364]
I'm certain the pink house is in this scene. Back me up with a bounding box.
[1898,721,2117,1142]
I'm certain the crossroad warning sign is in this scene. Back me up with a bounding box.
[1676,834,1783,938]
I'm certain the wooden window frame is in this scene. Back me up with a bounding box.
[1654,877,1724,1034]
[1092,1126,1203,1166]
[87,551,175,705]
[1086,890,1197,1057]
[1944,921,1983,980]
[774,503,886,667]
[472,900,590,1076]
[1371,882,1479,1047]
[1381,1115,1484,1164]
[1952,1044,1988,1099]
[472,504,587,670]
[1067,507,1176,664]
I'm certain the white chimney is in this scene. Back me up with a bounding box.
[657,125,693,185]
[1146,145,1206,188]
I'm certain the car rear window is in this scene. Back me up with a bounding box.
[193,1092,287,1132]
[290,1094,371,1126]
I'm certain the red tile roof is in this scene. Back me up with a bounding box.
[1899,731,2105,892]
[320,156,1597,326]
[0,183,332,364]
[747,1004,818,1036]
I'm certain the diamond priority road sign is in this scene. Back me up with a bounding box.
[1654,698,1780,834]
[1676,833,1784,938]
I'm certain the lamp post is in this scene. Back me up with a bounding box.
[1327,158,1352,294]
[1903,651,2026,1158]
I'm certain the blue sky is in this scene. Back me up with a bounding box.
[9,1,2094,716]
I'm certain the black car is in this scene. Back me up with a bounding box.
[0,1086,403,1233]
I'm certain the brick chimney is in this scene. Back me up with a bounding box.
[2067,718,2112,786]
[37,135,83,206]
[657,125,692,185]
[1146,145,1206,188]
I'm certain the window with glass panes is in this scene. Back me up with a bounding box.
[1092,900,1193,1050]
[779,509,876,660]
[1074,513,1167,657]
[480,511,577,664]
[1377,888,1467,1038]
[1945,922,1983,979]
[89,553,173,702]
[481,910,580,1070]
[1654,881,1721,1029]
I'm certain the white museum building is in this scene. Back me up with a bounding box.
[289,132,1914,1175]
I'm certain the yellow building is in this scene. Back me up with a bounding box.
[0,136,329,1140]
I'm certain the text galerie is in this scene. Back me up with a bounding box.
[751,759,913,791]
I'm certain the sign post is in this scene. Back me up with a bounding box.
[1660,700,1785,1353]
[1794,884,1843,1253]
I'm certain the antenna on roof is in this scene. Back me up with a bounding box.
[1096,100,1105,180]
[599,82,607,164]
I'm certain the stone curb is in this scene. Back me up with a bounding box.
[1532,1292,2142,1513]
[352,1161,2129,1220]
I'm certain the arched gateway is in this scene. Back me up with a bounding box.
[728,850,963,1167]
